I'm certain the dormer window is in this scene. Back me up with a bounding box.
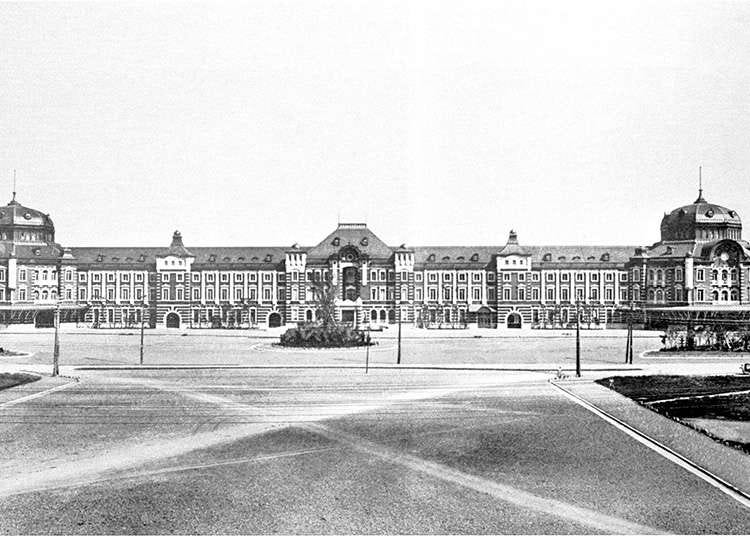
[96,254,104,262]
[223,256,231,262]
[208,254,216,263]
[706,209,714,217]
[428,254,436,262]
[600,253,610,262]
[264,254,273,262]
[138,254,146,262]
[360,237,368,246]
[332,237,340,246]
[470,253,479,262]
[442,256,450,261]
[543,253,552,262]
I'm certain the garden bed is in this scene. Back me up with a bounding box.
[598,375,750,454]
[0,372,40,391]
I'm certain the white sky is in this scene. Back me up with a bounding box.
[1,0,750,248]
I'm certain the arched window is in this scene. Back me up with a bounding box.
[371,310,378,321]
[675,287,682,302]
[648,289,655,302]
[722,270,728,282]
[655,289,663,302]
[379,310,386,322]
[721,290,729,301]
[731,289,739,301]
[712,290,719,301]
[305,309,313,322]
[712,270,719,281]
[41,290,49,300]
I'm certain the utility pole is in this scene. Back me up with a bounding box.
[396,307,402,365]
[575,303,581,378]
[52,302,60,377]
[365,323,370,374]
[139,304,145,365]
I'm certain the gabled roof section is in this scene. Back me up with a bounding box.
[307,223,394,259]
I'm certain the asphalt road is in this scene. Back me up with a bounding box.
[0,366,749,534]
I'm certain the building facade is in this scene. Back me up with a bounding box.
[1,188,747,330]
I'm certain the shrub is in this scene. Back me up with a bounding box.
[279,323,372,348]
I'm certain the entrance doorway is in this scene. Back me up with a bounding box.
[268,312,282,328]
[165,312,180,328]
[507,312,523,329]
[341,310,355,324]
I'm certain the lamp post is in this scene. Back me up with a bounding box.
[575,301,581,378]
[139,303,146,365]
[396,306,402,365]
[52,301,60,377]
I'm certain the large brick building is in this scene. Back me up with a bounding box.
[1,187,748,330]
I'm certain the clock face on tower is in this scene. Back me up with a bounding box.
[720,252,729,262]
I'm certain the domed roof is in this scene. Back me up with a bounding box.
[660,189,741,242]
[0,195,54,229]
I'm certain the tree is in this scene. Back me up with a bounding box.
[309,279,339,327]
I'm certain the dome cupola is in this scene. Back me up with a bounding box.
[0,194,55,245]
[660,187,741,242]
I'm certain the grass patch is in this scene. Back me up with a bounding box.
[597,375,750,403]
[598,375,750,454]
[0,372,40,391]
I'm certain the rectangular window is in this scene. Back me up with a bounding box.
[79,288,87,300]
[65,270,73,282]
[19,289,26,300]
[620,272,628,282]
[120,287,130,300]
[697,289,705,301]
[234,287,243,300]
[206,273,215,283]
[503,273,511,282]
[291,272,298,282]
[263,288,272,300]
[107,288,115,301]
[458,272,467,282]
[546,272,554,282]
[472,272,481,282]
[220,288,229,301]
[487,273,495,282]
[605,288,614,301]
[428,273,438,282]
[620,288,628,301]
[503,288,511,301]
[176,273,184,283]
[78,271,87,282]
[248,272,257,282]
[561,273,570,282]
[472,288,481,301]
[192,288,199,301]
[135,288,143,301]
[107,273,115,282]
[248,288,257,300]
[488,288,496,301]
[92,288,100,299]
[458,288,466,301]
[518,273,525,282]
[546,288,555,300]
[220,273,229,282]
[443,272,452,282]
[696,269,705,282]
[176,288,184,301]
[575,273,584,282]
[443,287,451,301]
[605,273,614,282]
[591,273,599,282]
[191,273,200,282]
[206,287,215,300]
[371,287,378,300]
[161,273,169,283]
[415,287,423,301]
[518,287,525,300]
[561,288,569,301]
[235,273,243,282]
[532,288,540,300]
[415,272,423,282]
[428,287,438,301]
[532,273,540,282]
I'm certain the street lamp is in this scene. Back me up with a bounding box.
[52,301,60,377]
[575,301,581,378]
[139,303,146,365]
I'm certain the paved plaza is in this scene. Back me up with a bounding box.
[0,331,749,534]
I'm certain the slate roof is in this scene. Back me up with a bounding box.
[70,246,289,268]
[306,223,394,260]
[0,243,63,260]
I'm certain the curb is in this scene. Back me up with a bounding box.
[71,364,644,372]
[550,380,750,510]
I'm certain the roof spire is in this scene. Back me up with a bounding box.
[694,165,706,203]
[11,169,17,204]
